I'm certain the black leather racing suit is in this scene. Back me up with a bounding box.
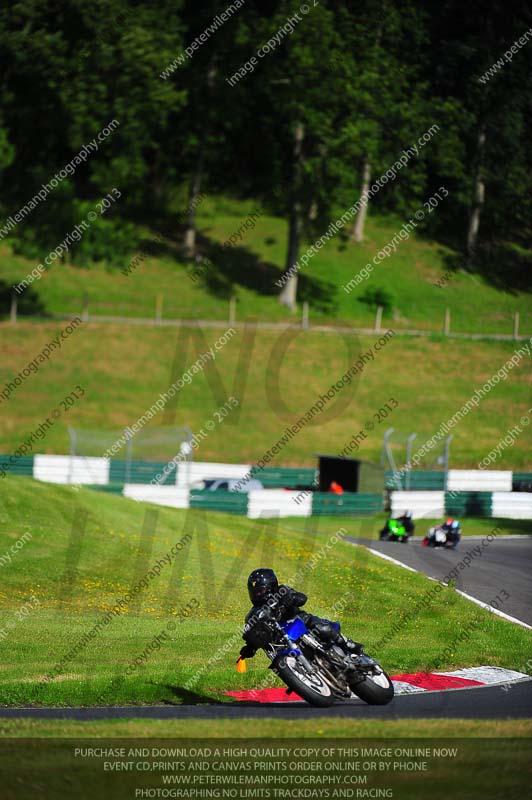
[240,584,355,659]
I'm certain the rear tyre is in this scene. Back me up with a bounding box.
[350,668,394,705]
[275,656,334,708]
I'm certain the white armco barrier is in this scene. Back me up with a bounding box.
[33,454,110,484]
[177,461,251,488]
[123,484,190,508]
[446,470,512,492]
[248,489,312,518]
[391,491,445,518]
[492,492,532,520]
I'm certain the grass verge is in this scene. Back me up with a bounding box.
[0,477,530,707]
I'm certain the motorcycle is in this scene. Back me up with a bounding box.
[239,604,394,708]
[379,513,415,543]
[423,522,461,549]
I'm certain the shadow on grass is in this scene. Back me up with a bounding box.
[442,243,532,295]
[156,683,304,707]
[157,684,222,705]
[184,233,339,314]
[0,279,47,318]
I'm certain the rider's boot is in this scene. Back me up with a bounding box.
[339,635,364,656]
[311,621,364,656]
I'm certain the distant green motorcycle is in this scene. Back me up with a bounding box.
[379,513,415,543]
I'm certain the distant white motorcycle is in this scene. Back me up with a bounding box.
[423,520,461,549]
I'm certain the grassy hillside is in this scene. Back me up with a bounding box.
[0,476,530,707]
[0,195,530,335]
[0,322,530,468]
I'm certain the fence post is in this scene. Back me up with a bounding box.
[155,294,163,325]
[443,307,451,336]
[513,311,519,340]
[82,292,89,323]
[405,433,417,491]
[10,291,17,323]
[229,296,236,326]
[302,301,309,330]
[67,426,76,484]
[125,431,133,484]
[444,435,453,487]
[374,305,383,333]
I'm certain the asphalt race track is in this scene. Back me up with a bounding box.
[0,681,531,720]
[344,536,532,626]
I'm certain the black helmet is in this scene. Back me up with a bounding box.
[247,568,279,605]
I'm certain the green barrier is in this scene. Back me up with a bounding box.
[385,470,446,490]
[109,463,317,489]
[512,472,532,491]
[251,467,317,488]
[312,492,383,515]
[0,455,34,476]
[445,491,492,517]
[87,483,125,495]
[189,489,249,515]
[109,459,177,485]
[108,461,317,489]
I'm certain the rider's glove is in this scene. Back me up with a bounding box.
[238,643,256,660]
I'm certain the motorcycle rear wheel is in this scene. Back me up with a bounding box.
[350,667,394,705]
[275,655,335,707]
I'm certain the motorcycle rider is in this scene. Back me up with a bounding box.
[398,511,415,534]
[238,568,364,662]
[424,518,461,548]
[442,518,461,548]
[380,510,415,541]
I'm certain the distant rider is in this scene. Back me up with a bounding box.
[442,518,461,548]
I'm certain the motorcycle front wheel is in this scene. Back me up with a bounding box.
[274,655,335,707]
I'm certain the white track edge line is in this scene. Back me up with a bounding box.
[350,544,420,573]
[454,589,532,630]
[347,541,532,630]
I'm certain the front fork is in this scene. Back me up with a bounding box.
[266,619,316,672]
[268,649,316,674]
[267,630,316,675]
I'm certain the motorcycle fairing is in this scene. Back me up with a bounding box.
[281,616,308,640]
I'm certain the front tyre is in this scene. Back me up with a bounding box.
[274,655,334,708]
[350,667,394,705]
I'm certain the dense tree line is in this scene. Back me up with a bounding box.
[0,0,530,307]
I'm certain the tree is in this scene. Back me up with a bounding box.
[0,0,186,261]
[424,0,532,267]
[278,120,304,309]
[228,0,360,311]
[328,1,430,244]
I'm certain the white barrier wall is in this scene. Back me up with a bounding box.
[391,491,445,518]
[33,455,110,484]
[447,470,513,492]
[177,461,251,488]
[123,484,190,508]
[492,492,532,520]
[247,490,312,518]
